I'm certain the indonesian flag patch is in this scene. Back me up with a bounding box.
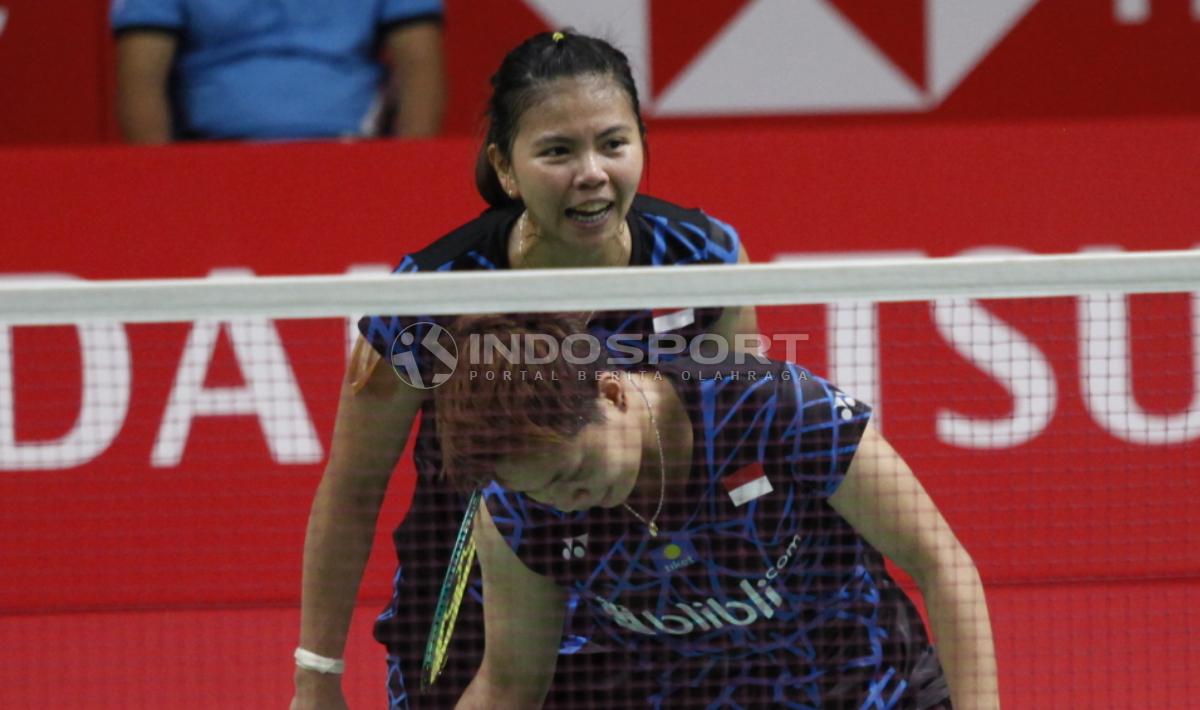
[651,307,695,333]
[722,463,774,507]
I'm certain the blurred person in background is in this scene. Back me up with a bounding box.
[111,0,445,143]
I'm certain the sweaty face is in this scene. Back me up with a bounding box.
[501,75,644,256]
[494,402,643,513]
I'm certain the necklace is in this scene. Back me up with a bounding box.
[623,378,667,537]
[515,210,532,261]
[514,210,631,268]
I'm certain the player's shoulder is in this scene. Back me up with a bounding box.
[658,357,799,418]
[661,358,861,427]
[403,205,519,272]
[631,194,709,225]
[661,357,798,386]
[631,194,741,265]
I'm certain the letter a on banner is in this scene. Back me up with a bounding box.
[151,269,322,467]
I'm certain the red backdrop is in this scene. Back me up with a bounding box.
[3,0,1200,143]
[4,2,1199,704]
[1,120,1197,705]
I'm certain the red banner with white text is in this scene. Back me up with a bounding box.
[2,119,1197,616]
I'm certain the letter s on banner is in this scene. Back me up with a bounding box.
[932,247,1057,449]
[0,273,131,471]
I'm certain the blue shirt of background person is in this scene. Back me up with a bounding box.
[110,0,445,142]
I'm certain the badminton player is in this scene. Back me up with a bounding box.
[292,30,760,710]
[436,314,1001,709]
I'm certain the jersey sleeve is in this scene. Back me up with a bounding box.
[357,255,421,356]
[483,484,585,586]
[380,0,444,27]
[782,366,873,499]
[356,255,452,388]
[110,0,184,33]
[703,213,742,265]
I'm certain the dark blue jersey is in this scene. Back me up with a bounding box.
[485,360,950,709]
[357,195,744,708]
[358,193,741,377]
[359,194,741,484]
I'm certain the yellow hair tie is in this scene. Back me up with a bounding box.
[552,31,566,42]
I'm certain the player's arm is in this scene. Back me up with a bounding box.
[382,20,446,138]
[115,31,178,144]
[292,337,424,709]
[457,504,566,709]
[828,423,1001,709]
[709,245,765,357]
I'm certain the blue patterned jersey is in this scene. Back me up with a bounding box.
[358,195,745,708]
[484,360,949,709]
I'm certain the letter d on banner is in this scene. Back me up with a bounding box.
[0,274,131,470]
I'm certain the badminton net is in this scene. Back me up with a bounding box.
[1,250,1197,708]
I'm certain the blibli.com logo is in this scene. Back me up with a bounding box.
[598,533,805,637]
[596,580,785,636]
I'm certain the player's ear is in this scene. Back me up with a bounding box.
[596,371,627,410]
[487,144,518,198]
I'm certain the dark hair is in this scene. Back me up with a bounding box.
[435,313,605,488]
[474,30,647,208]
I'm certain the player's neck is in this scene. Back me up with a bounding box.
[632,374,692,497]
[509,210,631,268]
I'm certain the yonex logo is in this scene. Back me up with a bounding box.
[835,393,858,421]
[562,534,588,560]
[389,322,458,390]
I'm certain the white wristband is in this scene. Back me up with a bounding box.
[294,647,345,674]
